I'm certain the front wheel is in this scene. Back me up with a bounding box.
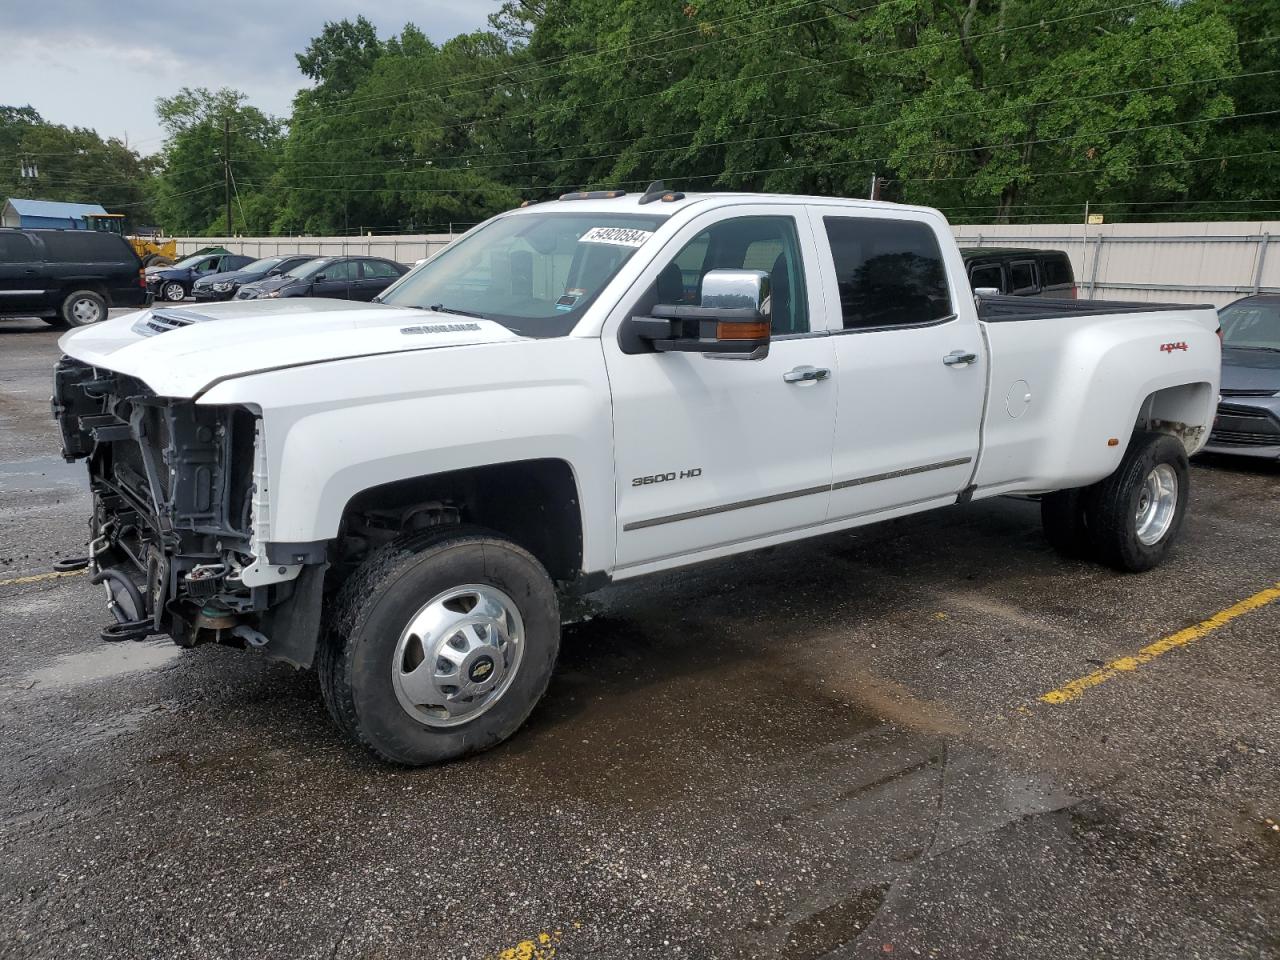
[1088,432,1189,572]
[318,528,560,765]
[161,281,186,302]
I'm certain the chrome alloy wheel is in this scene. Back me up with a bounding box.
[162,281,185,302]
[70,296,102,323]
[391,584,525,727]
[1135,463,1179,546]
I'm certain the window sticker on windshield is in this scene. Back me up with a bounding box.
[579,226,653,247]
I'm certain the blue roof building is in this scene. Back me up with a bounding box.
[2,198,109,230]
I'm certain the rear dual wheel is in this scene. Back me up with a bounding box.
[318,528,560,766]
[1041,431,1189,572]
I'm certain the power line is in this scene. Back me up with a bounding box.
[238,145,1280,197]
[107,182,222,209]
[942,196,1280,211]
[261,67,1280,180]
[942,208,1280,222]
[258,107,1280,191]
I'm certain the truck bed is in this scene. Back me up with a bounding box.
[977,294,1211,323]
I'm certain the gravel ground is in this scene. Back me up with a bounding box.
[1,314,1278,959]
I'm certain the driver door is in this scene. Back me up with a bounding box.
[603,206,838,573]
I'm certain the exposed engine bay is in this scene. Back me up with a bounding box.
[51,356,312,651]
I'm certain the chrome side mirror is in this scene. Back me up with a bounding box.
[700,268,771,317]
[625,268,772,359]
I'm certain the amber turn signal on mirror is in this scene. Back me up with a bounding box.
[717,320,771,341]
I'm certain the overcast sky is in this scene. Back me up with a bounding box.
[0,1,502,155]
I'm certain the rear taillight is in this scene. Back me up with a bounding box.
[1069,284,1078,299]
[138,268,146,288]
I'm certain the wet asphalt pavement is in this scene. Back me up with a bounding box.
[1,314,1278,959]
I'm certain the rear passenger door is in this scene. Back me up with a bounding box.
[810,209,985,521]
[354,259,402,301]
[0,232,47,312]
[1008,259,1040,296]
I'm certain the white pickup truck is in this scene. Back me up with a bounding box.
[52,187,1221,765]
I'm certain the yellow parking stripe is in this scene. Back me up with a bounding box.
[1039,581,1280,705]
[0,569,84,588]
[487,930,566,960]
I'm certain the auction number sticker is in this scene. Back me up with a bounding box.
[579,226,654,247]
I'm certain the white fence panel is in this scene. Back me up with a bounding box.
[953,221,1280,306]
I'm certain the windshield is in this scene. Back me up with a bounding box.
[380,211,668,336]
[172,253,210,269]
[287,258,334,279]
[1220,301,1280,350]
[244,256,284,272]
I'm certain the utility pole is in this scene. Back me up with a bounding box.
[223,117,233,238]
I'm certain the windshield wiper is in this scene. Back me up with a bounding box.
[1230,344,1280,353]
[426,303,487,320]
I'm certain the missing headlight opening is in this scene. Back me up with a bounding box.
[52,356,299,650]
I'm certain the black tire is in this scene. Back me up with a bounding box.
[1088,431,1189,573]
[61,289,107,327]
[1041,488,1093,559]
[161,281,187,302]
[319,527,560,766]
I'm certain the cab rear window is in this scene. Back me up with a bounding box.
[1042,255,1074,287]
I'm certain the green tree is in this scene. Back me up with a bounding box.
[0,106,156,223]
[153,87,282,235]
[276,21,522,234]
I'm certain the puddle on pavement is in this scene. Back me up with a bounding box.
[23,638,182,689]
[0,455,85,493]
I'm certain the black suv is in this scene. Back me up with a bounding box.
[960,248,1076,298]
[0,228,148,327]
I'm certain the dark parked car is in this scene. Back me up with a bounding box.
[146,250,254,302]
[1203,294,1280,460]
[961,247,1076,298]
[0,228,148,327]
[235,255,407,301]
[192,254,317,302]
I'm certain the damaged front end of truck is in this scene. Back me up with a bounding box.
[51,355,323,662]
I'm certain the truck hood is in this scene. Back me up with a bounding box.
[58,298,523,398]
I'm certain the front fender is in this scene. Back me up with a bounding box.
[199,337,616,574]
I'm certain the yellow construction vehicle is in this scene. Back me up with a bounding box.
[84,213,177,267]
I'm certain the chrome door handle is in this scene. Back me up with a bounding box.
[783,365,830,384]
[943,350,978,367]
